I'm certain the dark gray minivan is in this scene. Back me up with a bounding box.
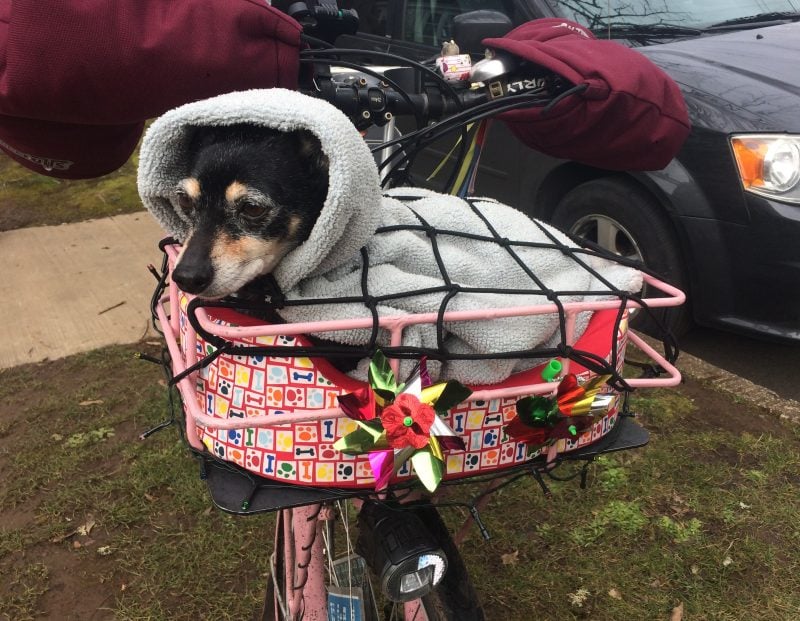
[335,0,800,340]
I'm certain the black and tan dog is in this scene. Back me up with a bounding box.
[171,124,329,299]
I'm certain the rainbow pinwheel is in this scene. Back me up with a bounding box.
[334,351,471,492]
[505,373,616,454]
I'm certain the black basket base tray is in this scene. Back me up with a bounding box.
[201,415,648,515]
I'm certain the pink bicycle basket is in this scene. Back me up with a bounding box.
[157,241,685,490]
[168,289,631,490]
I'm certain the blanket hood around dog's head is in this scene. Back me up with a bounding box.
[137,88,383,290]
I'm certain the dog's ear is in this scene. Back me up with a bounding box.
[293,129,329,174]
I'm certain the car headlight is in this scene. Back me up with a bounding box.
[731,134,800,204]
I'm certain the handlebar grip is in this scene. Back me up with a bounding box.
[289,2,359,39]
[313,5,359,23]
[318,83,467,123]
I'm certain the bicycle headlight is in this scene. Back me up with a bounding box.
[731,134,800,204]
[356,501,448,602]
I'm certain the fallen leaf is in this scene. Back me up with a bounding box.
[567,588,590,608]
[158,379,168,387]
[690,564,699,575]
[79,399,104,407]
[501,550,519,566]
[144,493,157,502]
[203,506,213,516]
[723,556,733,567]
[670,602,684,621]
[51,529,78,544]
[608,588,622,600]
[97,546,113,556]
[669,493,689,516]
[77,517,96,536]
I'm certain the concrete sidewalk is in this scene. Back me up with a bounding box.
[0,213,165,368]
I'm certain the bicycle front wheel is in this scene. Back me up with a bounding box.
[413,503,485,621]
[264,500,484,621]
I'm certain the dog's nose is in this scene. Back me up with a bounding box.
[172,262,213,294]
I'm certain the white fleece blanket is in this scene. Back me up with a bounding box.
[138,89,642,384]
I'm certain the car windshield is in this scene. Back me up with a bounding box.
[546,0,800,31]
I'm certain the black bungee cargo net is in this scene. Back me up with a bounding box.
[156,197,679,392]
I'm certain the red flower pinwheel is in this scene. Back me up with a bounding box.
[381,393,436,449]
[334,351,472,491]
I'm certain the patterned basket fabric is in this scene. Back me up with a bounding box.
[177,293,629,489]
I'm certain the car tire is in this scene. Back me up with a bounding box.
[550,176,692,337]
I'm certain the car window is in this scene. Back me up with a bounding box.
[546,0,800,29]
[400,0,511,47]
[338,1,391,36]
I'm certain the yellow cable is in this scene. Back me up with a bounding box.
[425,123,474,183]
[449,131,479,195]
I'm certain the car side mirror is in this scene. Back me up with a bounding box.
[452,10,513,54]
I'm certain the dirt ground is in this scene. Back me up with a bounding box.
[0,345,267,621]
[0,347,158,620]
[1,345,797,620]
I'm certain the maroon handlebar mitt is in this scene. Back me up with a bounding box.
[484,19,691,171]
[0,0,302,178]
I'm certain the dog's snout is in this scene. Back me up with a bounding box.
[172,261,213,294]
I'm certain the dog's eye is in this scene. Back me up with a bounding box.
[175,190,195,214]
[239,201,269,220]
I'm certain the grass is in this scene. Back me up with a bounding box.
[0,346,274,620]
[0,151,143,231]
[456,389,800,620]
[1,348,799,620]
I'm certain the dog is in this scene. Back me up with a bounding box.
[170,124,329,299]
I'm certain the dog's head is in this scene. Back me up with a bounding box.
[171,124,329,298]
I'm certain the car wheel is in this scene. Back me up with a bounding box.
[550,177,692,336]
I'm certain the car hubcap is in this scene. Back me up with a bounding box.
[569,214,647,319]
[569,214,644,263]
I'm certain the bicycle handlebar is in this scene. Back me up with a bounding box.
[294,49,567,191]
[301,53,563,129]
[310,77,485,124]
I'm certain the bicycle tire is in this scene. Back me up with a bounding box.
[263,502,484,621]
[412,504,486,621]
